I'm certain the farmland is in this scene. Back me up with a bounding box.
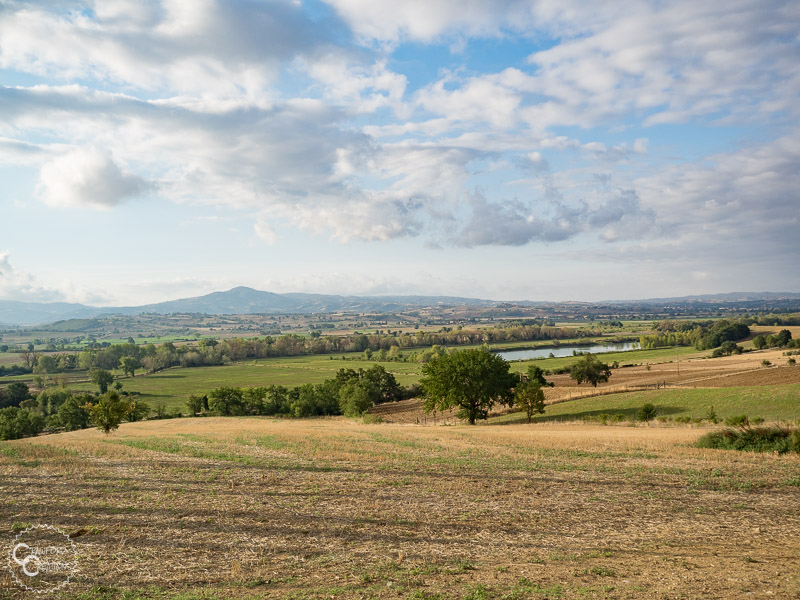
[2,417,799,599]
[1,315,799,598]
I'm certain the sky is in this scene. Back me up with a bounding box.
[0,0,798,306]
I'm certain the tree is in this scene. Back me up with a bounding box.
[752,335,767,349]
[126,398,150,422]
[19,347,40,370]
[361,365,402,403]
[57,395,92,431]
[90,368,114,394]
[525,365,554,388]
[1,382,31,408]
[36,354,58,374]
[209,387,245,416]
[119,356,141,378]
[515,366,552,423]
[84,391,131,434]
[569,354,611,387]
[338,381,377,417]
[420,348,518,425]
[186,394,205,415]
[515,380,546,423]
[0,407,45,440]
[776,329,793,347]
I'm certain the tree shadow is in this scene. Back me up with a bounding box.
[496,405,685,425]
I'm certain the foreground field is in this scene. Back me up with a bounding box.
[2,418,799,599]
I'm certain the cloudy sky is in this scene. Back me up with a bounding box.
[1,0,798,306]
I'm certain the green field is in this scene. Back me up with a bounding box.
[66,355,427,409]
[491,384,800,425]
[6,345,709,412]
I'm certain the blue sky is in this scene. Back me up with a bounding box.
[0,0,798,306]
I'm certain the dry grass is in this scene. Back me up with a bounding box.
[2,417,799,599]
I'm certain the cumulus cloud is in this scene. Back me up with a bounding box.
[0,0,797,266]
[37,146,150,208]
[632,134,800,260]
[321,0,557,43]
[453,188,656,247]
[0,0,330,95]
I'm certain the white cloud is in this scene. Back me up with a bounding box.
[0,0,328,95]
[0,251,63,302]
[322,0,533,43]
[254,215,278,245]
[37,146,149,208]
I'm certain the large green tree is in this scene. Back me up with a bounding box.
[569,354,612,387]
[119,356,141,378]
[420,348,518,424]
[90,368,114,394]
[1,382,30,408]
[84,391,131,434]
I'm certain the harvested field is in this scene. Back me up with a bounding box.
[2,418,799,599]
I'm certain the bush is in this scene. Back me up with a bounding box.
[0,407,45,440]
[705,406,719,424]
[725,414,749,427]
[57,395,91,431]
[636,403,658,422]
[696,426,800,454]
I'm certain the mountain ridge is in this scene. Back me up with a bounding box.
[1,287,799,326]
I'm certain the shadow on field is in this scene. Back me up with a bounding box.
[497,405,685,425]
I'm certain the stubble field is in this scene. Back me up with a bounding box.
[2,417,799,600]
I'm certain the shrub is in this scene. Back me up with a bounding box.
[725,414,749,427]
[637,403,658,422]
[0,407,45,440]
[697,426,799,454]
[705,406,719,424]
[57,395,92,431]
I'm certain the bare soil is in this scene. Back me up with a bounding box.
[1,418,799,599]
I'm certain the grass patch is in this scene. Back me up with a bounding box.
[491,384,800,424]
[696,426,800,454]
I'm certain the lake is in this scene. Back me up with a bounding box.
[495,342,638,362]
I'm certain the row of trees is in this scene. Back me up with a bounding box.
[753,330,795,349]
[0,388,150,440]
[638,319,750,350]
[189,365,408,419]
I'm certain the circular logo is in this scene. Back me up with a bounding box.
[8,525,78,594]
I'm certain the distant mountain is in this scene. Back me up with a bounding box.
[0,299,103,327]
[616,292,800,304]
[0,287,495,326]
[126,287,495,315]
[1,288,798,327]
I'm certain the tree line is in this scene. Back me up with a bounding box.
[638,319,750,350]
[187,365,410,419]
[0,383,150,440]
[2,322,599,379]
